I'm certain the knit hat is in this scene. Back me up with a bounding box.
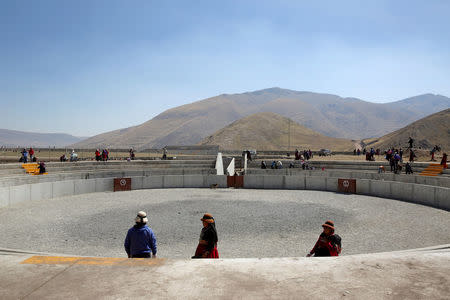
[322,220,335,230]
[201,213,215,223]
[135,211,148,224]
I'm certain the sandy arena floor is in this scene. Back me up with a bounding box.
[0,189,449,258]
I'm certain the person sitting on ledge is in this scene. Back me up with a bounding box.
[124,211,157,258]
[276,160,283,169]
[38,161,46,174]
[405,162,413,174]
[261,161,267,169]
[441,153,448,169]
[307,220,341,257]
[192,213,219,259]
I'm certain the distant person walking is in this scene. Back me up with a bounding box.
[408,137,414,149]
[162,147,167,160]
[124,211,157,258]
[192,213,219,259]
[307,220,342,257]
[430,147,437,161]
[29,147,35,162]
[409,149,416,162]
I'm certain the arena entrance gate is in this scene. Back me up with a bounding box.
[227,175,244,188]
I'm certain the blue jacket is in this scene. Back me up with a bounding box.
[124,224,157,256]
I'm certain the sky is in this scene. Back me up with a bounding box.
[1,0,449,136]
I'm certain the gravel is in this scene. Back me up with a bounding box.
[0,188,449,258]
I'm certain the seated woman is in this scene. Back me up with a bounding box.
[441,153,448,169]
[192,213,219,259]
[38,162,46,174]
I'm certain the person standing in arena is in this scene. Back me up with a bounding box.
[124,211,157,258]
[192,213,219,259]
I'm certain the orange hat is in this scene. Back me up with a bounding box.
[201,213,215,223]
[322,220,335,230]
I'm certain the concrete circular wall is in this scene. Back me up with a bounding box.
[1,174,449,211]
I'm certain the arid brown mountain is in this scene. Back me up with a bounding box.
[362,108,450,151]
[72,88,450,149]
[199,112,355,151]
[0,129,86,147]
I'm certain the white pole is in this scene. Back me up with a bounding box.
[215,152,224,175]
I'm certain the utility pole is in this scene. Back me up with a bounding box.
[288,118,291,151]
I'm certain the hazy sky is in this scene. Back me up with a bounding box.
[1,0,449,136]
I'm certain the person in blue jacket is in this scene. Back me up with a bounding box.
[124,211,157,258]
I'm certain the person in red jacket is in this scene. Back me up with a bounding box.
[307,220,342,257]
[95,149,101,161]
[29,147,35,161]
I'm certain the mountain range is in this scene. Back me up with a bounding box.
[72,88,450,149]
[0,129,85,148]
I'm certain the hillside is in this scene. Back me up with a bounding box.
[199,112,355,151]
[72,88,450,149]
[0,129,86,147]
[362,108,450,151]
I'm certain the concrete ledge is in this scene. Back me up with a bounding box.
[243,175,264,189]
[263,175,284,189]
[412,184,437,207]
[0,187,9,207]
[370,180,392,199]
[183,175,205,188]
[205,175,227,188]
[74,179,96,195]
[31,182,53,202]
[53,181,75,198]
[284,176,305,190]
[95,178,113,192]
[163,175,183,188]
[142,176,164,189]
[305,176,327,191]
[9,185,31,206]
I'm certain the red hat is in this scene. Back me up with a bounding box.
[201,213,215,223]
[322,220,335,230]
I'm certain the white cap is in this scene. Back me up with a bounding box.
[135,211,148,224]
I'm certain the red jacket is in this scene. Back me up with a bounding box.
[310,233,341,256]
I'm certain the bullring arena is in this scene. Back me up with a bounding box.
[1,153,449,299]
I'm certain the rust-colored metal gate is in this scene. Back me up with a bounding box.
[338,178,356,193]
[114,178,131,192]
[227,175,244,188]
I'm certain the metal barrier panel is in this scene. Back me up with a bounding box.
[338,178,356,193]
[227,175,244,188]
[235,176,244,188]
[114,178,131,192]
[227,176,235,187]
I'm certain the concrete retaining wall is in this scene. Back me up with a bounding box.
[0,175,228,209]
[243,175,450,211]
[245,169,450,188]
[1,174,448,212]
